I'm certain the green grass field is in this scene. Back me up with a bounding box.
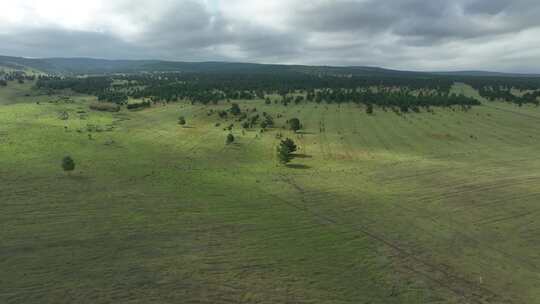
[2,81,540,303]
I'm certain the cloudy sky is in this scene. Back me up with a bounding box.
[1,0,539,72]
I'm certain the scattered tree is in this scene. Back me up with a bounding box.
[62,156,75,174]
[288,118,301,132]
[230,103,241,115]
[366,104,374,115]
[226,133,235,145]
[277,140,294,164]
[178,116,186,125]
[282,138,297,153]
[262,115,274,128]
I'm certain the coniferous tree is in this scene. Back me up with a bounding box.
[178,116,186,125]
[288,118,301,132]
[62,156,75,175]
[226,133,235,145]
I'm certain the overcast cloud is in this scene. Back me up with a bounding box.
[1,0,539,72]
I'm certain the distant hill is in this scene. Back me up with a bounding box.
[1,55,539,78]
[431,70,540,78]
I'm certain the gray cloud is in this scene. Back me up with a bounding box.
[0,29,138,59]
[1,0,540,72]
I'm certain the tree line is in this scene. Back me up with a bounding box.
[31,72,540,108]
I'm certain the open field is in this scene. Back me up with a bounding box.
[2,81,540,303]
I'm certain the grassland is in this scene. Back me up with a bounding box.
[2,81,540,303]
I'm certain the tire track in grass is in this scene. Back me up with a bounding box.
[287,170,540,293]
[262,174,512,304]
[485,103,540,121]
[460,111,533,147]
[293,103,317,160]
[371,153,540,195]
[346,104,374,158]
[474,209,540,226]
[272,104,539,302]
[422,109,487,155]
[452,191,540,212]
[366,171,540,273]
[378,112,421,155]
[317,108,332,161]
[335,105,355,161]
[357,108,393,153]
[214,106,532,303]
[411,175,540,205]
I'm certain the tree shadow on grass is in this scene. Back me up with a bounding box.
[58,173,90,181]
[292,153,312,159]
[295,131,315,135]
[286,164,311,169]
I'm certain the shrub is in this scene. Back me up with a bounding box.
[230,103,241,115]
[226,133,235,145]
[277,140,293,164]
[366,104,374,114]
[178,116,186,125]
[218,110,228,118]
[62,156,75,174]
[282,138,297,153]
[288,118,301,132]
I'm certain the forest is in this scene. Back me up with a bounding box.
[33,71,540,110]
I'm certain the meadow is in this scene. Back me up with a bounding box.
[2,80,540,303]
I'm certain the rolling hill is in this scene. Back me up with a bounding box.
[2,54,539,78]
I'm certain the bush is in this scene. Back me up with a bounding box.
[230,103,241,115]
[277,140,293,164]
[282,138,297,153]
[262,115,274,128]
[366,104,374,114]
[62,156,75,173]
[178,116,186,125]
[218,110,228,118]
[226,133,235,145]
[288,118,301,132]
[89,102,120,112]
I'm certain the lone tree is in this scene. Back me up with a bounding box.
[277,139,295,164]
[226,133,235,145]
[62,156,75,175]
[282,138,297,153]
[288,118,301,133]
[230,103,241,116]
[366,104,374,115]
[178,116,186,125]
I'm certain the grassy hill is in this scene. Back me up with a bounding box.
[2,81,540,303]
